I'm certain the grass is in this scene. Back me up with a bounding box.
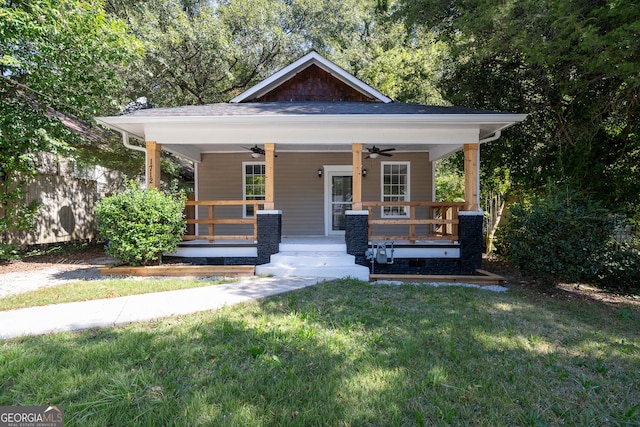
[0,277,235,311]
[1,279,638,426]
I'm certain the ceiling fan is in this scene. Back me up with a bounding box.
[365,145,395,159]
[245,145,277,158]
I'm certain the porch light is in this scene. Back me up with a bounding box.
[362,168,367,178]
[317,168,323,178]
[251,152,261,158]
[369,152,379,159]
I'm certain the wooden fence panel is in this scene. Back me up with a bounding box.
[4,174,98,246]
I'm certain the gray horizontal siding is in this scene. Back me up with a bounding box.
[197,152,432,236]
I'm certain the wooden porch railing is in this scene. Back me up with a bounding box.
[183,200,260,242]
[362,201,466,243]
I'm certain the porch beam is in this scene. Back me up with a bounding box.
[352,143,363,210]
[463,143,480,211]
[146,141,162,189]
[264,143,275,210]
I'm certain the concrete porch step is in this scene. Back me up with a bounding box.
[278,242,347,252]
[269,252,357,267]
[256,263,370,281]
[256,250,369,281]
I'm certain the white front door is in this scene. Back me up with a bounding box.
[324,166,353,235]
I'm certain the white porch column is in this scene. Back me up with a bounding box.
[463,143,480,211]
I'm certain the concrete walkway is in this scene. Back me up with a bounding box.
[0,277,320,340]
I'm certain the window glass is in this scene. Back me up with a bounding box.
[382,162,409,217]
[244,163,265,216]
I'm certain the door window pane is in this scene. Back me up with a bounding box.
[331,175,352,231]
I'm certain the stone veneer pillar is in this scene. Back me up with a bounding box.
[345,210,369,266]
[458,211,484,274]
[256,210,282,265]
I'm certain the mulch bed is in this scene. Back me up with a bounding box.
[0,243,107,275]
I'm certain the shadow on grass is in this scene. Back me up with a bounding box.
[1,280,638,426]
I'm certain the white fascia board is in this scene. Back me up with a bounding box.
[145,122,480,146]
[94,117,146,140]
[230,52,392,103]
[99,113,526,126]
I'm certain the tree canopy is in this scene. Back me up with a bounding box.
[0,0,142,235]
[2,0,638,240]
[396,0,640,218]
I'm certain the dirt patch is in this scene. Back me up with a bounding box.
[484,256,640,307]
[0,244,108,275]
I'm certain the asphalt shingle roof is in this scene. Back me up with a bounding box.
[120,101,509,117]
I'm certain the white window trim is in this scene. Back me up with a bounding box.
[381,161,410,218]
[242,161,266,218]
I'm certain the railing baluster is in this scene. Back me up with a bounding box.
[183,200,259,242]
[362,201,463,243]
[208,205,214,242]
[409,205,416,243]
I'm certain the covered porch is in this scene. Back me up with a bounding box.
[95,52,525,277]
[98,111,524,278]
[144,140,486,276]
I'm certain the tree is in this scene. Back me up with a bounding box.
[106,0,374,106]
[0,0,142,238]
[396,0,640,219]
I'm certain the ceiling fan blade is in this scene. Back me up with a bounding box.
[245,145,266,154]
[379,148,396,153]
[379,152,393,157]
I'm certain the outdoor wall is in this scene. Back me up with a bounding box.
[4,174,98,246]
[254,65,374,102]
[361,152,433,237]
[197,151,433,236]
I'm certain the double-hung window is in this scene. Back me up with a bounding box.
[243,162,265,217]
[381,162,409,217]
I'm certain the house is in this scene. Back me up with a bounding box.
[95,52,526,280]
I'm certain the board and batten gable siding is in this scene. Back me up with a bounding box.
[197,152,432,236]
[254,65,375,103]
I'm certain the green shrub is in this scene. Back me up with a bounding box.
[96,184,186,266]
[594,245,640,293]
[0,243,20,261]
[498,190,614,284]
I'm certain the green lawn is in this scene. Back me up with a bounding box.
[1,279,638,426]
[0,277,235,311]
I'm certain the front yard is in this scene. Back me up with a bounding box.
[1,277,638,426]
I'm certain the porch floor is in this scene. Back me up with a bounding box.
[178,235,458,247]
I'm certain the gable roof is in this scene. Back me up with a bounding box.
[230,51,392,104]
[95,52,527,163]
